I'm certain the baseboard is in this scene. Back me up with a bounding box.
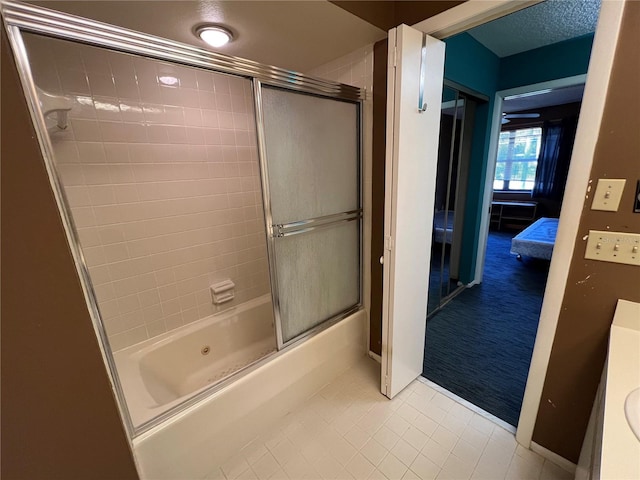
[368,350,382,363]
[531,441,577,475]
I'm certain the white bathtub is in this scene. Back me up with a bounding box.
[133,308,367,480]
[114,294,277,427]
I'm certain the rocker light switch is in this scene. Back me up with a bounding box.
[591,178,626,211]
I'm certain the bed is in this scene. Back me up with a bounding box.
[433,210,455,244]
[510,217,559,260]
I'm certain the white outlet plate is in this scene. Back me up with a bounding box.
[591,178,626,211]
[585,230,640,266]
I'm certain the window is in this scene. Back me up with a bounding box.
[493,127,542,191]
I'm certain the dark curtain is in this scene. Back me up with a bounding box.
[532,115,579,201]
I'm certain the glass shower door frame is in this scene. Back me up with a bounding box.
[2,0,365,437]
[253,80,364,349]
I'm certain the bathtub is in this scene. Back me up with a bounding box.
[114,294,277,428]
[133,307,367,479]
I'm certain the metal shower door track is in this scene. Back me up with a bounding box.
[0,0,364,102]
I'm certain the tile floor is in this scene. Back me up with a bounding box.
[206,359,574,480]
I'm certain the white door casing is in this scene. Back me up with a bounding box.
[411,0,626,451]
[381,24,445,398]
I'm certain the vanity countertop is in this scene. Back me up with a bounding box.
[601,299,640,480]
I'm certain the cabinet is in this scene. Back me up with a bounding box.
[490,201,537,230]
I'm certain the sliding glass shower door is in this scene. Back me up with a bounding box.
[256,84,362,346]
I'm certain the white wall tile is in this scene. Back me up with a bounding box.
[27,36,273,353]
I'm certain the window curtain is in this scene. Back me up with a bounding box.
[532,115,579,201]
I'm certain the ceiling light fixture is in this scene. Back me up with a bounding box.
[195,25,234,48]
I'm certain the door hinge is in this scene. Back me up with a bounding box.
[384,236,394,251]
[392,46,397,68]
[384,375,390,389]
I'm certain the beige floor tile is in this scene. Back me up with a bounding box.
[421,439,450,468]
[439,413,468,436]
[283,456,318,480]
[395,403,420,423]
[361,438,389,466]
[448,403,474,424]
[413,413,438,437]
[252,452,280,480]
[237,468,259,480]
[345,425,372,450]
[459,425,489,451]
[436,454,474,480]
[203,467,225,479]
[429,393,456,413]
[540,460,573,480]
[326,436,358,466]
[405,392,427,410]
[467,414,495,437]
[373,425,401,450]
[451,439,482,467]
[391,439,419,467]
[505,453,543,480]
[385,413,411,437]
[222,455,251,480]
[515,445,544,465]
[422,404,447,424]
[409,454,441,480]
[211,360,543,480]
[241,441,268,465]
[270,438,298,466]
[367,469,388,480]
[345,453,376,480]
[267,468,288,480]
[490,426,518,450]
[314,454,349,480]
[402,426,429,451]
[430,426,459,452]
[410,382,437,401]
[378,453,408,480]
[402,469,422,480]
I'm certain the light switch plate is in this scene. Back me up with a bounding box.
[591,178,626,211]
[585,230,640,266]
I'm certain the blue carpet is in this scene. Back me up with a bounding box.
[423,231,550,426]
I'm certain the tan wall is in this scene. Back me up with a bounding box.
[22,33,270,351]
[532,1,640,462]
[1,30,139,479]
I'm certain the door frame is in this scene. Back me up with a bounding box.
[476,73,588,285]
[410,0,627,450]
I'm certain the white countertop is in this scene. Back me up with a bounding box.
[601,299,640,480]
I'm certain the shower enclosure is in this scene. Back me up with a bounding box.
[4,1,363,434]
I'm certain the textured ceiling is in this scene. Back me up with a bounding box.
[468,0,601,58]
[28,1,386,72]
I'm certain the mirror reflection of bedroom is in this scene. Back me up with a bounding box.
[423,0,599,430]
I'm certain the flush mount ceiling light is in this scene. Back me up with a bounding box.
[195,25,234,48]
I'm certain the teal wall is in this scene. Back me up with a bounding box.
[443,32,594,283]
[443,33,499,283]
[444,33,500,96]
[498,34,594,90]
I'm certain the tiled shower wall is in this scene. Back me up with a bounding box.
[24,34,271,351]
[308,44,374,92]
